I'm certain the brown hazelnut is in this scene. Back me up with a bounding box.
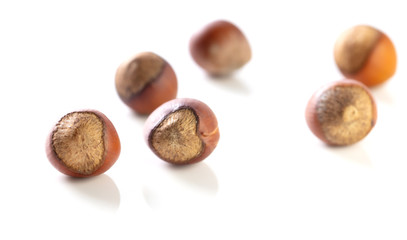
[115,52,178,114]
[189,20,251,76]
[46,110,121,177]
[144,98,220,165]
[305,79,377,146]
[334,25,397,87]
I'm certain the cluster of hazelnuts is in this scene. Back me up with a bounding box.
[307,25,396,146]
[46,20,250,177]
[46,21,397,178]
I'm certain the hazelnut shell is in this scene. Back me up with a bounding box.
[144,98,220,165]
[189,20,251,76]
[334,25,397,87]
[115,52,178,114]
[305,79,377,145]
[46,110,121,177]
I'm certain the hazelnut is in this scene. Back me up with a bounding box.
[144,98,220,165]
[189,20,251,76]
[115,52,178,114]
[305,79,377,146]
[334,25,397,87]
[46,110,121,177]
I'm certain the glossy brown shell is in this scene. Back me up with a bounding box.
[189,20,251,76]
[115,52,178,115]
[334,25,397,87]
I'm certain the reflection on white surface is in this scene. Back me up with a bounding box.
[129,111,149,126]
[370,83,396,105]
[328,144,372,167]
[142,163,218,210]
[166,163,219,195]
[63,174,120,211]
[205,74,250,95]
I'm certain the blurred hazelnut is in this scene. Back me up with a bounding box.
[115,52,178,114]
[190,20,251,76]
[334,25,397,87]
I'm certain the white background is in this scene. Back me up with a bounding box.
[1,0,407,239]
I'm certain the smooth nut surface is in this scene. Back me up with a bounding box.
[144,98,219,165]
[46,110,121,177]
[190,20,251,76]
[306,80,377,146]
[115,52,178,114]
[334,25,397,87]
